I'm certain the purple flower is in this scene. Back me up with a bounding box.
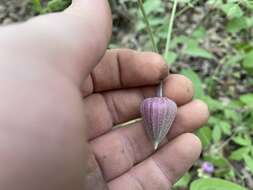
[140,97,177,150]
[202,162,214,174]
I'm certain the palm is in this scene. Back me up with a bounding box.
[82,49,209,190]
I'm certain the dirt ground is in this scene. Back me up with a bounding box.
[0,0,33,25]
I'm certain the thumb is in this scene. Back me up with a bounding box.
[0,0,112,85]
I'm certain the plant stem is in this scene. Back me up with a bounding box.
[164,0,178,59]
[176,0,199,18]
[137,0,158,53]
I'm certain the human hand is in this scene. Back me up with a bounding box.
[84,49,209,190]
[0,1,209,190]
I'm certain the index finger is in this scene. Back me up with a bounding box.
[81,49,169,95]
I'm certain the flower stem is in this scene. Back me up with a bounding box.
[137,0,158,53]
[164,0,178,59]
[138,0,179,98]
[157,81,163,97]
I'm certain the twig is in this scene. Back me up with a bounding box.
[176,0,200,18]
[137,0,158,53]
[164,0,178,59]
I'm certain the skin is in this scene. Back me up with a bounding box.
[0,1,209,190]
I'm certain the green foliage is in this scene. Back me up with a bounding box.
[184,39,213,59]
[244,155,253,175]
[243,50,253,72]
[174,172,191,188]
[32,0,71,14]
[196,126,212,149]
[190,178,247,190]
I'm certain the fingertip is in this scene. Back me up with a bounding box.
[141,52,169,80]
[186,133,202,159]
[192,99,209,125]
[164,74,194,105]
[139,52,169,81]
[172,133,202,159]
[66,0,112,45]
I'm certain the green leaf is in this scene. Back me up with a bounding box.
[176,0,192,3]
[220,121,232,135]
[192,26,206,39]
[242,0,253,10]
[242,50,253,71]
[232,135,252,146]
[202,96,223,111]
[246,17,253,28]
[148,17,165,27]
[212,125,222,143]
[181,69,205,99]
[221,3,243,19]
[174,172,191,188]
[190,178,247,190]
[42,0,71,13]
[204,155,230,168]
[244,155,253,175]
[196,127,212,149]
[164,51,178,64]
[143,0,163,15]
[207,0,223,8]
[226,17,247,33]
[240,93,253,105]
[226,54,243,66]
[229,147,250,161]
[184,39,213,59]
[224,108,240,122]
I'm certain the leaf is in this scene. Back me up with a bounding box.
[192,26,206,39]
[207,0,223,8]
[232,135,252,146]
[190,178,247,190]
[226,17,247,33]
[242,0,253,10]
[164,51,178,64]
[176,0,192,3]
[204,155,230,168]
[240,93,253,105]
[229,147,250,161]
[45,0,71,12]
[224,108,240,122]
[202,96,224,111]
[220,121,232,135]
[174,172,191,188]
[181,69,205,99]
[143,0,163,15]
[246,17,253,28]
[226,54,243,66]
[221,3,243,19]
[184,39,213,59]
[244,155,253,175]
[148,17,165,27]
[242,50,253,71]
[212,125,222,143]
[196,127,212,149]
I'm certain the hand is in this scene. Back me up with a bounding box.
[0,1,209,190]
[84,49,209,190]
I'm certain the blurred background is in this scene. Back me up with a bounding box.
[0,0,252,189]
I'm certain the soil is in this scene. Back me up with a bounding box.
[0,0,33,25]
